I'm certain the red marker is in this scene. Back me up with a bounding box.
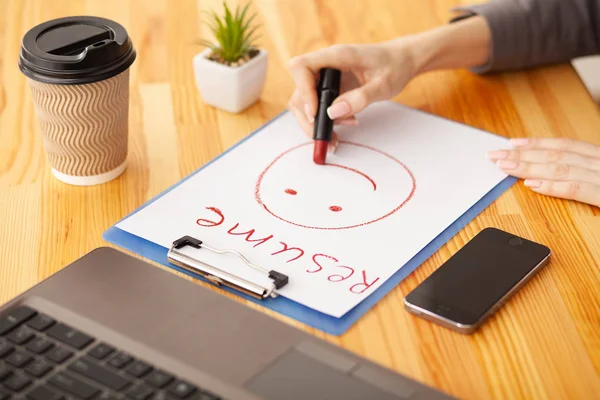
[313,68,341,165]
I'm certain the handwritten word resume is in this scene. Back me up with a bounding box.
[117,102,510,318]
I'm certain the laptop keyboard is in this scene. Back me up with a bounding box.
[0,305,221,400]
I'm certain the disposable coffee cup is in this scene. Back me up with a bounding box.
[19,16,136,186]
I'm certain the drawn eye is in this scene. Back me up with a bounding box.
[329,206,342,212]
[285,188,297,195]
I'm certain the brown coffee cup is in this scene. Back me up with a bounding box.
[19,16,136,185]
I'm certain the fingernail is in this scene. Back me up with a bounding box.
[327,101,351,120]
[338,118,359,126]
[304,103,314,123]
[496,160,518,169]
[524,179,541,188]
[510,138,529,147]
[487,150,508,160]
[329,137,339,153]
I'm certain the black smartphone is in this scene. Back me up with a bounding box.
[404,227,551,334]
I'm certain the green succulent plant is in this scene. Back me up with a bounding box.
[200,1,261,65]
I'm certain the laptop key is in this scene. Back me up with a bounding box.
[195,391,221,400]
[26,314,55,332]
[0,340,13,357]
[0,362,11,381]
[0,306,36,335]
[5,351,33,368]
[145,370,174,388]
[167,380,196,398]
[46,323,94,350]
[4,373,32,392]
[97,392,121,400]
[108,352,134,369]
[27,385,64,400]
[150,393,175,400]
[126,361,153,378]
[46,346,74,364]
[49,372,100,400]
[5,328,34,345]
[125,383,155,400]
[25,359,53,378]
[88,343,115,360]
[68,356,132,391]
[25,337,53,354]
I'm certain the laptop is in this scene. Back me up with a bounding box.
[0,247,453,400]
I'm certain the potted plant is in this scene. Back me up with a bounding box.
[193,1,268,114]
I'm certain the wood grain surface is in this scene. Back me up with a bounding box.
[1,1,599,399]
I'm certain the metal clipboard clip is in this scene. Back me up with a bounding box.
[167,236,289,300]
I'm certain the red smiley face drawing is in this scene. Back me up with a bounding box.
[255,141,416,230]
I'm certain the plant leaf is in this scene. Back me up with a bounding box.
[231,10,241,59]
[239,2,250,27]
[212,11,226,50]
[244,25,260,45]
[212,11,224,33]
[224,3,236,60]
[197,39,215,47]
[241,12,257,33]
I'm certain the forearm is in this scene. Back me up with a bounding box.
[404,16,492,74]
[385,0,600,75]
[451,0,600,73]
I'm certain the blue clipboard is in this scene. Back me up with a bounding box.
[103,107,517,336]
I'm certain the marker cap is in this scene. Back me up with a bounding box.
[318,68,341,94]
[313,68,341,142]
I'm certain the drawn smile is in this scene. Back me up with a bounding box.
[326,164,377,191]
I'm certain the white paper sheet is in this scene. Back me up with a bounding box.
[117,102,510,318]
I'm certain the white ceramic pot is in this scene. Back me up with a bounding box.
[192,48,268,113]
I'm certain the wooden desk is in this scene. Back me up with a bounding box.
[1,1,599,398]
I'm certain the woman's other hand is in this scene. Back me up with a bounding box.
[488,138,600,208]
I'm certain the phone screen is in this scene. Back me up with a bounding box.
[405,228,550,326]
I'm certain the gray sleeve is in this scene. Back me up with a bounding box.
[451,0,600,73]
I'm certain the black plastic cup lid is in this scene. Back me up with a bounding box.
[19,16,136,85]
